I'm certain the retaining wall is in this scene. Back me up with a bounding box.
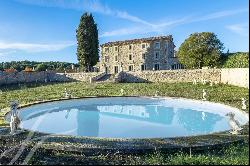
[120,69,221,83]
[221,68,249,88]
[0,68,248,88]
[119,68,249,88]
[0,71,101,86]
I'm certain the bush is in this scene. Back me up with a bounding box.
[35,63,47,71]
[222,52,249,68]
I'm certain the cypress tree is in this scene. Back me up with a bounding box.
[76,12,99,72]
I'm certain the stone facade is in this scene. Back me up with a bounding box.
[98,35,183,74]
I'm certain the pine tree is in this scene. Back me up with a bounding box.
[76,13,99,72]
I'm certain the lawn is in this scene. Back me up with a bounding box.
[0,82,249,165]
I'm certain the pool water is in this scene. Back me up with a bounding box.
[18,97,248,138]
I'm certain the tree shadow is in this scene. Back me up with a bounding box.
[120,72,151,83]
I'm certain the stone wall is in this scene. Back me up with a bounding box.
[0,69,248,88]
[0,71,102,86]
[221,68,249,88]
[0,71,70,85]
[64,72,103,82]
[120,69,221,83]
[119,68,249,88]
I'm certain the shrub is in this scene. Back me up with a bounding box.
[222,52,249,68]
[35,63,47,71]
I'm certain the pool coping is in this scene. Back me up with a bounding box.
[2,96,249,153]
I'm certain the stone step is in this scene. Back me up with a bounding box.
[95,74,116,83]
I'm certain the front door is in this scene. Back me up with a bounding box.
[114,66,119,73]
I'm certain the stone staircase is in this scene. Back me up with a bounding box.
[95,74,116,83]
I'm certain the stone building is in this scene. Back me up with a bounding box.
[98,35,183,74]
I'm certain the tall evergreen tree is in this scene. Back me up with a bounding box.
[76,12,99,72]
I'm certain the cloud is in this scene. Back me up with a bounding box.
[99,18,189,38]
[0,41,75,53]
[15,0,152,26]
[100,27,142,37]
[192,8,248,22]
[100,8,248,38]
[0,50,17,57]
[115,11,154,27]
[16,0,248,37]
[14,0,250,39]
[226,23,249,36]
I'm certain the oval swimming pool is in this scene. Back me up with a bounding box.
[17,97,248,139]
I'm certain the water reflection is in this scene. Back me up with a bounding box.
[19,100,228,138]
[97,105,174,125]
[176,108,222,133]
[77,107,100,137]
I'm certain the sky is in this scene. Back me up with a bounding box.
[0,0,249,63]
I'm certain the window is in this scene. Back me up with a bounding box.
[129,65,133,71]
[165,42,168,49]
[129,54,133,60]
[172,64,183,70]
[173,51,177,58]
[142,53,146,59]
[165,44,168,54]
[105,47,109,52]
[154,64,160,70]
[104,56,109,63]
[172,64,176,70]
[109,47,113,52]
[155,51,160,59]
[154,42,160,49]
[114,66,119,73]
[115,46,118,52]
[115,56,118,61]
[142,43,146,49]
[129,45,132,50]
[141,64,146,71]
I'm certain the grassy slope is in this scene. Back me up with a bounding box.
[0,82,248,111]
[0,82,249,165]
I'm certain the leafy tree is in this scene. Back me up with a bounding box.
[76,12,99,72]
[177,32,224,69]
[35,63,47,71]
[0,61,78,71]
[57,65,65,72]
[222,52,249,68]
[0,64,3,71]
[4,63,11,69]
[10,63,22,72]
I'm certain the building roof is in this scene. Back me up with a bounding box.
[100,35,173,47]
